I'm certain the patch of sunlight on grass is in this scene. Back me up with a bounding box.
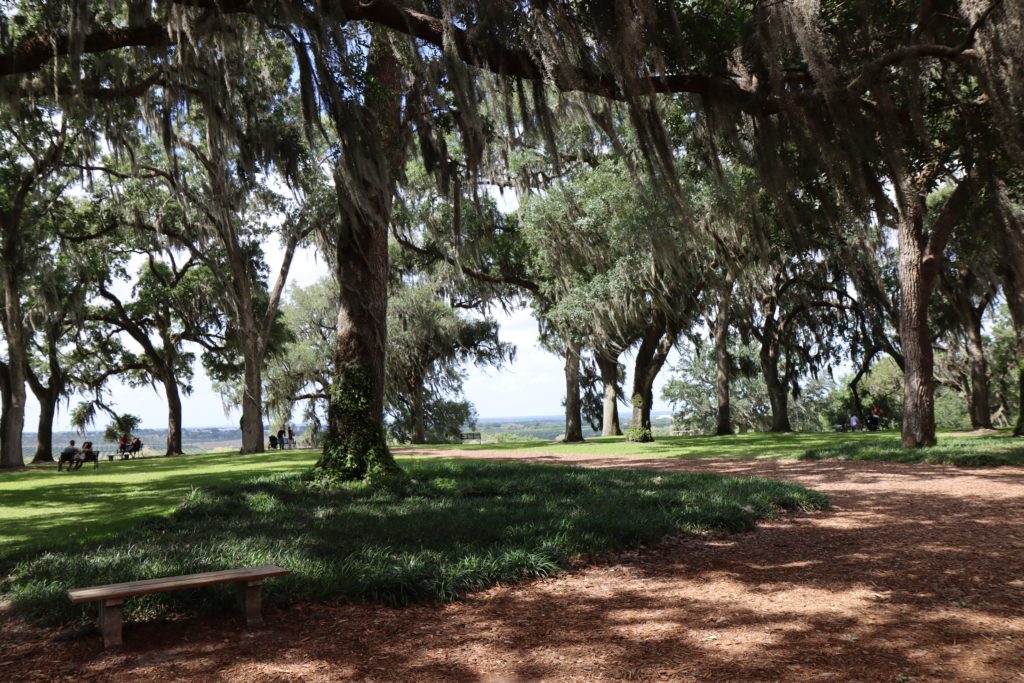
[0,450,320,562]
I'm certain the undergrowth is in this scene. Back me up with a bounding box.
[2,459,827,626]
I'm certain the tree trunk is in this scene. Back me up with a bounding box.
[31,389,58,463]
[761,349,792,432]
[595,352,622,437]
[896,199,937,447]
[630,317,675,441]
[410,376,426,444]
[239,345,265,454]
[963,312,992,429]
[163,373,183,456]
[997,198,1024,436]
[1003,277,1024,436]
[563,339,584,442]
[714,272,734,436]
[316,30,404,482]
[0,270,27,468]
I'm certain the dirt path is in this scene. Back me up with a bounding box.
[4,454,1023,682]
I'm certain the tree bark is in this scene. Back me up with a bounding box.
[714,271,734,436]
[163,373,184,456]
[317,31,404,481]
[630,316,675,440]
[595,352,622,437]
[31,388,58,463]
[760,346,792,432]
[238,336,265,454]
[410,376,426,444]
[758,295,792,433]
[563,339,584,442]
[1002,273,1024,436]
[893,175,976,447]
[897,206,937,446]
[26,326,64,463]
[996,188,1024,436]
[962,311,992,429]
[0,267,27,468]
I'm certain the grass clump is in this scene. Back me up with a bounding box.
[798,434,1024,466]
[2,459,827,626]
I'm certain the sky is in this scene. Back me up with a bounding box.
[29,239,681,432]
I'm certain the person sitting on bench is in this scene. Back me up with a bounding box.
[57,440,80,472]
[71,441,97,471]
[118,433,130,457]
[127,437,143,457]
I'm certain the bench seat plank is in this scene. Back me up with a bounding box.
[68,565,288,603]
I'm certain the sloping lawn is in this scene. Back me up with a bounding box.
[0,450,319,561]
[400,429,1024,462]
[2,458,827,626]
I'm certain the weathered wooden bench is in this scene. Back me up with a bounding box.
[460,432,482,443]
[68,564,289,648]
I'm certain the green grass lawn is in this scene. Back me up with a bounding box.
[0,450,320,561]
[2,458,827,626]
[399,429,1024,463]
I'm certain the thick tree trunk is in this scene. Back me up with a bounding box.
[315,30,404,481]
[31,390,58,463]
[1003,279,1024,436]
[998,203,1024,436]
[0,271,27,468]
[319,208,397,478]
[761,350,792,432]
[595,353,622,437]
[714,272,734,436]
[239,346,265,454]
[897,201,937,447]
[630,317,675,441]
[563,340,584,442]
[163,374,183,456]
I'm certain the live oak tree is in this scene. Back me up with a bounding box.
[386,281,512,444]
[4,0,1023,463]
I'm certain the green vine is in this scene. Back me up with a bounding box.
[316,365,403,486]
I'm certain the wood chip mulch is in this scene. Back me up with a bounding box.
[3,453,1023,682]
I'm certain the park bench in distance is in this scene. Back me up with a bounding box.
[68,564,289,648]
[460,432,481,443]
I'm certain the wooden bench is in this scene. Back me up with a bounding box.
[68,564,289,648]
[460,432,482,443]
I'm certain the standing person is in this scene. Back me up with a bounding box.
[869,406,882,431]
[287,426,295,449]
[849,413,860,431]
[277,427,286,450]
[57,440,80,471]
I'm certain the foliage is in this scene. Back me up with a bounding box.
[623,424,653,443]
[102,414,141,444]
[663,341,835,434]
[799,435,1024,467]
[388,398,476,444]
[2,460,827,625]
[316,366,401,484]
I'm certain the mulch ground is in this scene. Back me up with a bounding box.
[3,453,1023,682]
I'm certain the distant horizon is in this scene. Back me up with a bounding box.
[26,410,676,435]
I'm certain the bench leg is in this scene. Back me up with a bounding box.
[98,599,124,648]
[236,581,263,626]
